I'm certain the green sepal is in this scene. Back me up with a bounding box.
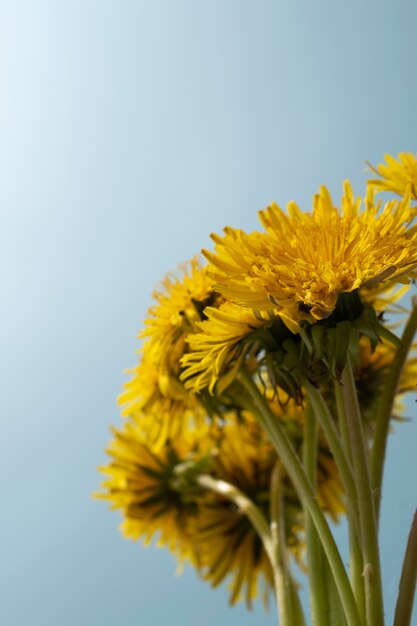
[171,454,215,495]
[311,324,326,360]
[333,321,351,379]
[375,321,403,349]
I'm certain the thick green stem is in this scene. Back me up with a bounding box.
[371,300,417,523]
[334,380,366,623]
[238,368,363,626]
[393,509,417,626]
[270,462,296,626]
[305,381,361,542]
[340,356,385,626]
[303,405,330,626]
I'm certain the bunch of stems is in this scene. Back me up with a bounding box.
[208,302,417,626]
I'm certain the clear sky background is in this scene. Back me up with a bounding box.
[1,2,417,625]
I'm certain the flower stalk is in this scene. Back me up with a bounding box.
[334,380,366,622]
[196,474,274,558]
[270,462,296,626]
[304,381,361,541]
[238,367,363,626]
[303,405,330,626]
[371,298,417,523]
[393,509,417,626]
[340,356,384,626]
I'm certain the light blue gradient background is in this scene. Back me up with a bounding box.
[1,2,416,625]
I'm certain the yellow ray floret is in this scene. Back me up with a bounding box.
[204,183,417,322]
[368,152,417,199]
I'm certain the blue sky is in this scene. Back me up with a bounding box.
[1,2,417,625]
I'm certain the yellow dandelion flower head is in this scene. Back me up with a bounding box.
[119,259,220,446]
[180,301,285,395]
[141,257,217,380]
[368,152,417,199]
[95,419,209,561]
[360,281,410,317]
[118,339,206,448]
[357,336,417,422]
[204,183,417,323]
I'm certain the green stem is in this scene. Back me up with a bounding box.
[347,527,366,623]
[270,462,296,626]
[325,558,348,626]
[393,509,417,626]
[196,474,274,560]
[334,380,366,623]
[340,356,385,626]
[303,404,330,626]
[371,299,417,524]
[305,381,361,542]
[238,368,363,626]
[290,578,308,626]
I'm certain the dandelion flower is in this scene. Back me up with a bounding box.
[356,337,417,423]
[181,301,287,394]
[204,183,417,324]
[95,420,205,560]
[368,152,417,199]
[141,257,217,381]
[119,259,219,445]
[119,339,206,447]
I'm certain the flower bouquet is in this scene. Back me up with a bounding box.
[96,153,417,626]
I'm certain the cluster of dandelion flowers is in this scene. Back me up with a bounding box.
[97,151,417,625]
[204,182,417,325]
[96,404,345,609]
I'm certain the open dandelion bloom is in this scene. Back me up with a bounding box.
[204,183,417,323]
[360,281,410,316]
[141,257,217,381]
[368,152,417,199]
[181,301,289,394]
[356,336,417,423]
[119,259,220,445]
[95,420,207,560]
[119,339,206,448]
